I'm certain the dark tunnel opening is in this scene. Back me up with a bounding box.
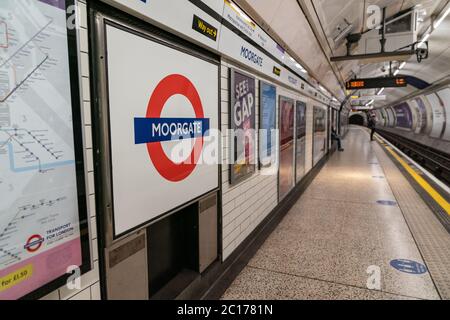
[349,114,365,126]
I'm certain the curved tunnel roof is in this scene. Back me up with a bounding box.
[235,0,450,110]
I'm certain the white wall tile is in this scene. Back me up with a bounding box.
[221,61,317,261]
[90,282,101,300]
[79,28,89,53]
[47,1,100,300]
[83,102,92,125]
[68,287,91,300]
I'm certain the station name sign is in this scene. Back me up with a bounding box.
[346,77,407,90]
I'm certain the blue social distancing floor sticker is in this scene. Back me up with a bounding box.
[390,259,428,275]
[377,200,397,206]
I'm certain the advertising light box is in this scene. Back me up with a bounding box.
[0,0,90,299]
[313,106,327,166]
[105,24,219,237]
[393,102,413,129]
[436,88,450,141]
[425,93,445,139]
[279,96,295,199]
[295,101,307,181]
[229,69,256,184]
[259,82,277,169]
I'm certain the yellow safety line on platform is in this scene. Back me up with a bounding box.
[376,136,450,216]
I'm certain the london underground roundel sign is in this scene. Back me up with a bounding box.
[106,24,218,236]
[134,74,210,182]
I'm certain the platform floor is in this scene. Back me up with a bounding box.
[222,126,450,300]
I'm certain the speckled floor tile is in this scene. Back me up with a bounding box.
[332,238,439,300]
[302,181,396,204]
[221,267,335,300]
[223,127,441,300]
[222,267,417,300]
[247,230,339,282]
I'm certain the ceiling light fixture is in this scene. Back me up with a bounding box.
[418,33,430,47]
[229,2,254,25]
[434,6,450,28]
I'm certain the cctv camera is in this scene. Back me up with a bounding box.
[416,47,428,62]
[415,41,429,63]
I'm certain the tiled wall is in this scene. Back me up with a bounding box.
[221,60,315,261]
[39,1,326,298]
[41,0,101,300]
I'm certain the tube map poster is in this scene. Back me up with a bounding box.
[0,0,83,299]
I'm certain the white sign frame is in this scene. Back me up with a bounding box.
[99,19,220,239]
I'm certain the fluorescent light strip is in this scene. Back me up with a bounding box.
[377,87,385,95]
[434,6,450,28]
[229,2,254,25]
[418,33,430,47]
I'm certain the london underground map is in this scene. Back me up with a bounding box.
[0,0,82,299]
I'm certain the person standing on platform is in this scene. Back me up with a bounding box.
[367,112,377,141]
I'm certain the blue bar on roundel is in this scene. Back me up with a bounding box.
[134,118,210,144]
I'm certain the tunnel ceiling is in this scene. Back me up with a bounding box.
[235,0,348,101]
[309,0,450,109]
[237,0,450,110]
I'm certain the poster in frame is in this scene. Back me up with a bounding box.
[0,0,91,300]
[259,81,277,169]
[229,69,256,185]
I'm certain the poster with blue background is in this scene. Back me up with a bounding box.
[259,82,276,168]
[394,102,413,129]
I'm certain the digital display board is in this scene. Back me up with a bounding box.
[346,77,407,90]
[0,0,90,299]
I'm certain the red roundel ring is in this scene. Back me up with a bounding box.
[146,74,204,182]
[25,234,44,253]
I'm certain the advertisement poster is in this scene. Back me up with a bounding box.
[313,106,327,166]
[230,69,255,184]
[0,0,87,299]
[436,88,450,141]
[394,102,413,129]
[425,93,445,139]
[259,82,276,168]
[279,96,295,199]
[387,107,396,127]
[106,24,219,236]
[411,97,428,134]
[295,101,307,182]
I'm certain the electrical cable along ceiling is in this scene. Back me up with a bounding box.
[237,0,450,110]
[311,0,450,109]
[235,0,348,101]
